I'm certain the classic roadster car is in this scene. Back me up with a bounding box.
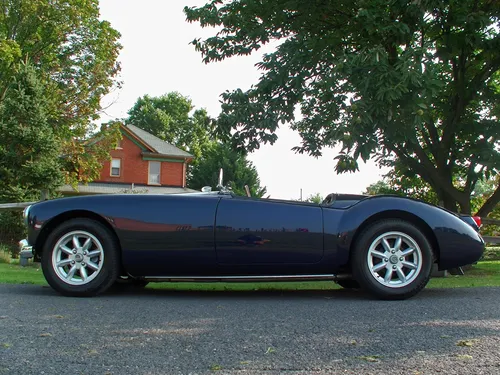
[19,177,484,300]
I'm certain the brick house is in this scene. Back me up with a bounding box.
[59,124,196,195]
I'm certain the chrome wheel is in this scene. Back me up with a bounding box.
[51,230,104,286]
[367,231,422,289]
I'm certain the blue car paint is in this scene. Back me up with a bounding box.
[25,192,484,277]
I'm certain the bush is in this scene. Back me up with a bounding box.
[0,243,12,263]
[0,211,25,258]
[483,246,500,261]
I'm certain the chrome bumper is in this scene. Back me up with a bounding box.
[18,239,33,259]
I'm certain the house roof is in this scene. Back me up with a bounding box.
[58,182,198,195]
[124,124,193,158]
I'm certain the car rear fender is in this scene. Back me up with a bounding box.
[334,196,484,271]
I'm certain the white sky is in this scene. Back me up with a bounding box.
[98,0,388,199]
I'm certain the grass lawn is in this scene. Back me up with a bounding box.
[0,260,499,291]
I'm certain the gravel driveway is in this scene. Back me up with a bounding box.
[1,284,499,375]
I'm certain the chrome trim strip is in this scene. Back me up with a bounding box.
[142,274,338,282]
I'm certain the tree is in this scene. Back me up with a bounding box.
[0,62,62,251]
[185,0,500,215]
[187,142,267,198]
[125,92,214,159]
[364,170,439,205]
[0,0,122,186]
[305,193,324,204]
[0,62,62,202]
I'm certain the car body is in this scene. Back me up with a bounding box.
[20,190,484,299]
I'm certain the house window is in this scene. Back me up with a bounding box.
[111,158,121,177]
[148,161,161,185]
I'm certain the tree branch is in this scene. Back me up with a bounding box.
[476,184,500,217]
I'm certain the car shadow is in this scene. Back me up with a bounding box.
[104,285,376,301]
[2,283,494,302]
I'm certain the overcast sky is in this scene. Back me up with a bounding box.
[98,0,389,199]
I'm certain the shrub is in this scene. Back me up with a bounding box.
[0,243,12,263]
[482,246,500,261]
[0,211,25,258]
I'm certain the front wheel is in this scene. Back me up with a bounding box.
[41,219,120,297]
[351,219,433,300]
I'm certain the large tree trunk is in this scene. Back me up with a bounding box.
[435,187,459,212]
[476,184,500,217]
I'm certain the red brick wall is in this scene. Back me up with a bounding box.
[161,162,183,186]
[96,134,185,187]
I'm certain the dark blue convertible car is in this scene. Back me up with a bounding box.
[19,178,484,300]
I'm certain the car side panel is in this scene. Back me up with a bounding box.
[335,196,484,270]
[214,197,324,275]
[28,194,219,276]
[322,208,347,273]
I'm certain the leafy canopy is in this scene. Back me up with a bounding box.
[0,62,62,202]
[124,92,267,196]
[185,0,500,214]
[126,92,213,160]
[0,0,122,186]
[187,142,267,198]
[305,193,324,204]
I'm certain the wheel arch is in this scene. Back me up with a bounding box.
[349,210,440,263]
[35,210,122,261]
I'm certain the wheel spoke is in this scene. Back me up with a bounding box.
[82,238,92,251]
[87,250,101,259]
[87,261,99,271]
[57,259,72,267]
[66,265,77,280]
[395,266,406,282]
[381,238,391,252]
[394,236,402,251]
[79,267,88,281]
[370,250,386,259]
[384,267,393,282]
[402,261,418,270]
[372,262,386,272]
[72,235,81,249]
[400,247,415,257]
[60,245,73,255]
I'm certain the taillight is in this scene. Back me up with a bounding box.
[472,216,482,228]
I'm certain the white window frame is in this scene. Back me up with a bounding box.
[148,161,161,185]
[110,158,121,177]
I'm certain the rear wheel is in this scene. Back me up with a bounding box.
[41,219,120,297]
[351,219,433,300]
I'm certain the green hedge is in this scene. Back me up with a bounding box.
[483,246,500,261]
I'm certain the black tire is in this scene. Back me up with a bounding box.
[335,279,361,289]
[41,218,120,297]
[351,219,433,300]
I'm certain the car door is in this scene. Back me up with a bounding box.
[118,194,220,276]
[215,196,324,267]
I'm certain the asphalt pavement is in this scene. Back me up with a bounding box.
[1,284,499,375]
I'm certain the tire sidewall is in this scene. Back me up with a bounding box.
[352,219,433,300]
[42,219,120,297]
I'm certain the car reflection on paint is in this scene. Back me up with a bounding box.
[236,234,271,246]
